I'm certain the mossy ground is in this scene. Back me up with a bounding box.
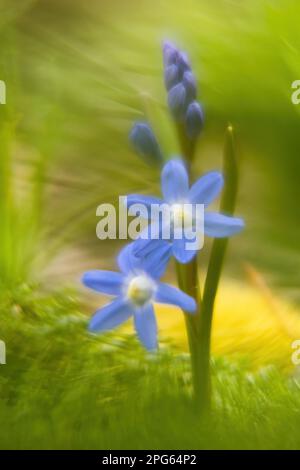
[1,287,300,450]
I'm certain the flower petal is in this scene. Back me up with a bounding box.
[131,221,161,258]
[140,241,172,278]
[155,283,196,313]
[204,212,245,238]
[126,194,162,212]
[133,218,168,250]
[189,171,223,206]
[134,304,158,350]
[89,297,132,332]
[172,237,197,264]
[117,243,142,274]
[132,238,171,279]
[82,270,124,295]
[132,236,158,258]
[161,159,189,203]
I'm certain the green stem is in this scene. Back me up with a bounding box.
[197,125,239,411]
[176,259,202,400]
[175,122,203,404]
[174,114,239,413]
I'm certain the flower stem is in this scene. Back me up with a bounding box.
[197,125,239,412]
[176,259,202,401]
[175,122,203,405]
[176,124,239,412]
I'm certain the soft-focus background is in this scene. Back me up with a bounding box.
[0,0,300,449]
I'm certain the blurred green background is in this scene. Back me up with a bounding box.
[0,0,300,449]
[1,0,300,294]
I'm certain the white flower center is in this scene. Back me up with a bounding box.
[126,275,155,306]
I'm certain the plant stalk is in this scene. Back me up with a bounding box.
[197,125,239,411]
[175,123,203,404]
[176,259,202,400]
[176,123,239,412]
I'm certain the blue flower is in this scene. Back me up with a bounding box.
[129,122,163,165]
[127,159,244,264]
[82,242,196,350]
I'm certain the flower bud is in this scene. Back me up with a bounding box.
[183,70,197,102]
[129,122,163,164]
[168,83,187,120]
[185,101,204,138]
[162,41,178,67]
[164,64,180,90]
[177,51,191,72]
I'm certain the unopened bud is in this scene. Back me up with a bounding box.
[168,83,187,120]
[185,101,204,138]
[129,122,163,164]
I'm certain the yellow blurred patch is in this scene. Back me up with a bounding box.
[153,277,300,371]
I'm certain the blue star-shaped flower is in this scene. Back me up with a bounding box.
[127,159,244,264]
[82,242,196,350]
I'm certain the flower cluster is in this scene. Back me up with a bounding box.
[163,41,204,138]
[129,41,204,164]
[82,41,244,351]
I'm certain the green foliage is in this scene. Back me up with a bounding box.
[0,290,300,450]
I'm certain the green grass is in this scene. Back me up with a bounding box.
[1,288,300,450]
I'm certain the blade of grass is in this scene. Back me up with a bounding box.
[197,125,239,411]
